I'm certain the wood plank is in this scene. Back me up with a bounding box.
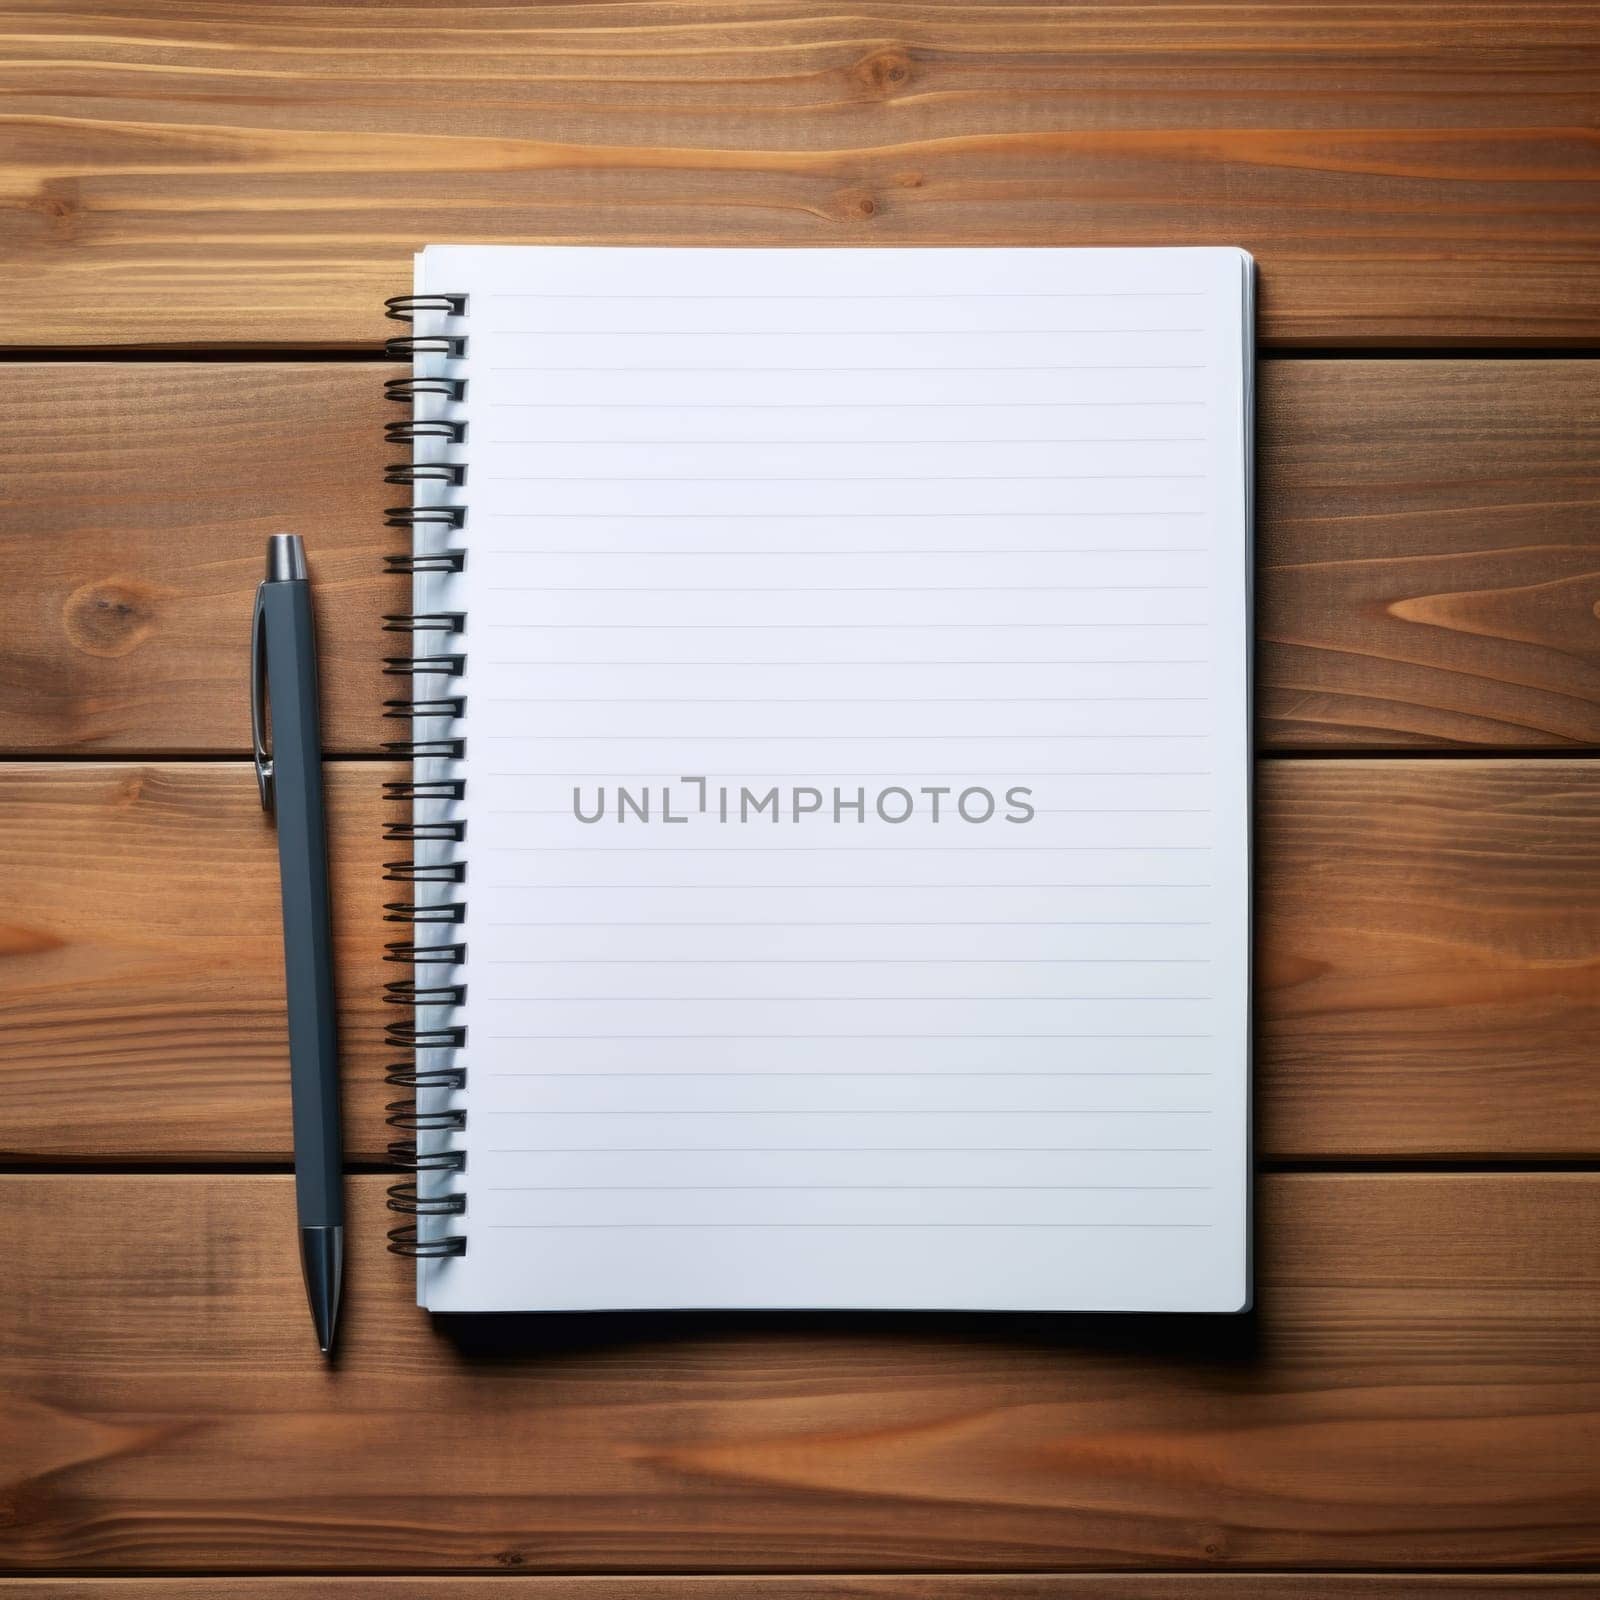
[3,1580,1595,1598]
[0,763,386,1164]
[0,759,1595,1163]
[1,1173,1596,1571]
[1258,761,1600,1156]
[4,360,1597,755]
[0,4,1597,347]
[0,364,398,756]
[1256,362,1600,748]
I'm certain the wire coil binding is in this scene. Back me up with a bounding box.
[386,462,467,487]
[385,549,466,576]
[388,1140,466,1171]
[384,980,466,1006]
[387,1183,467,1216]
[386,294,468,322]
[387,1101,468,1134]
[385,335,467,360]
[383,612,465,634]
[385,1064,467,1090]
[382,737,465,761]
[383,288,469,1260]
[386,419,468,446]
[383,819,466,843]
[384,939,465,965]
[384,859,467,883]
[384,899,465,924]
[384,778,464,801]
[385,375,466,404]
[385,505,467,531]
[384,653,465,677]
[386,1022,467,1051]
[384,696,465,721]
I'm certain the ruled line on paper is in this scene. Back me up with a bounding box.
[480,920,1213,927]
[490,400,1211,408]
[489,365,1212,373]
[488,1146,1214,1153]
[483,992,1209,1004]
[476,555,1210,562]
[485,809,1212,817]
[480,772,1215,778]
[480,661,1212,668]
[485,1070,1217,1078]
[488,1183,1216,1191]
[473,1036,1209,1049]
[485,475,1211,484]
[481,734,1215,741]
[485,291,1211,300]
[485,1222,1214,1230]
[488,438,1209,446]
[481,620,1211,627]
[488,846,1212,854]
[488,328,1208,337]
[482,513,1211,520]
[468,885,1216,891]
[480,958,1214,965]
[478,696,1211,705]
[490,585,1209,593]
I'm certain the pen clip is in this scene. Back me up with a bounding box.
[251,580,275,814]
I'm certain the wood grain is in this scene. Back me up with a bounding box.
[0,364,397,755]
[1257,761,1600,1156]
[0,3,1597,347]
[0,763,387,1164]
[1,1172,1596,1571]
[4,360,1597,755]
[1,759,1596,1163]
[1256,362,1600,748]
[3,1581,1596,1599]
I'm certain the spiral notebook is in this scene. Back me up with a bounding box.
[384,244,1254,1313]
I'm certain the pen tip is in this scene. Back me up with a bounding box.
[299,1225,343,1358]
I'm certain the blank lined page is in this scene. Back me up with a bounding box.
[412,245,1252,1313]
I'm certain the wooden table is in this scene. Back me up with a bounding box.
[1,4,1597,1595]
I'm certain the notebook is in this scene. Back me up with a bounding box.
[383,245,1254,1314]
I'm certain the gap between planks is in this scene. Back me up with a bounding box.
[2,347,1600,364]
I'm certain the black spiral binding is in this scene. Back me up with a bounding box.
[382,292,470,1260]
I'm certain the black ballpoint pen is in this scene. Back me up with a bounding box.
[252,533,344,1355]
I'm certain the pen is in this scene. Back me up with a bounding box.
[251,533,344,1355]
